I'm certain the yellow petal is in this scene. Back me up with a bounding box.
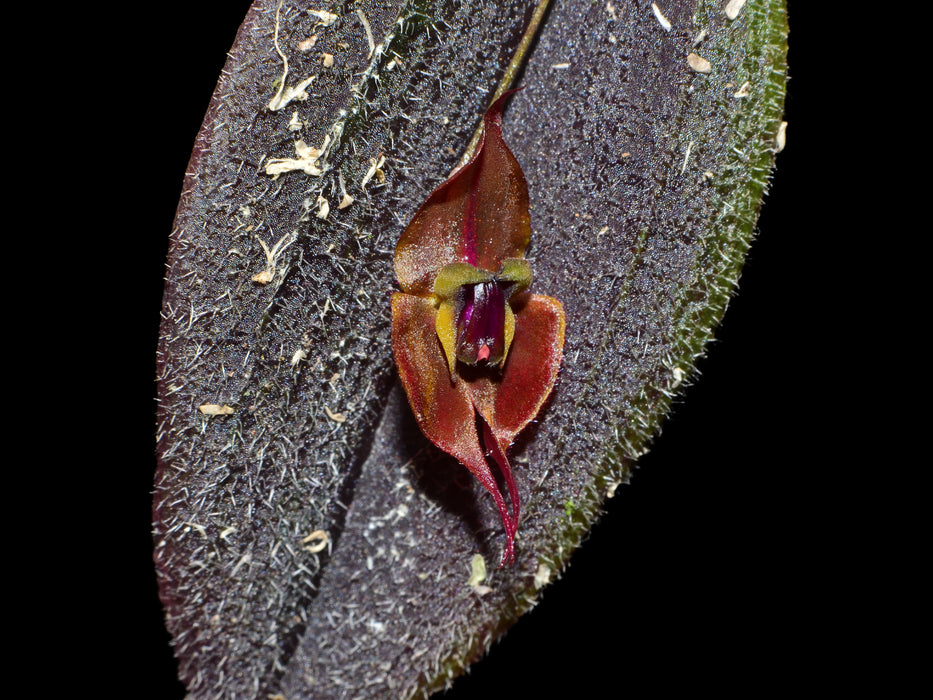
[435,300,458,377]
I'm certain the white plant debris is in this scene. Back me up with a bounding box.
[775,121,788,153]
[265,135,331,177]
[337,172,354,209]
[725,0,747,20]
[681,140,694,174]
[267,1,318,111]
[687,52,712,73]
[251,230,298,284]
[733,81,751,98]
[298,34,318,51]
[356,8,375,57]
[199,404,234,416]
[693,29,707,46]
[321,52,334,68]
[606,2,618,21]
[672,366,686,388]
[302,529,330,553]
[268,75,316,112]
[183,521,208,538]
[288,111,302,131]
[251,268,274,284]
[290,348,308,366]
[651,3,672,31]
[534,563,551,589]
[316,195,330,219]
[551,62,571,69]
[360,154,386,189]
[309,9,339,26]
[324,405,346,422]
[467,554,491,594]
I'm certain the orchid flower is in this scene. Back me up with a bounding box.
[392,92,565,566]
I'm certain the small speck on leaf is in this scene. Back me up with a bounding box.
[533,564,551,589]
[775,121,788,153]
[265,137,329,178]
[724,0,747,20]
[252,268,274,284]
[184,521,208,538]
[316,195,330,219]
[324,406,346,422]
[688,52,712,73]
[467,554,491,595]
[651,3,672,32]
[309,10,338,27]
[199,404,234,416]
[360,155,386,189]
[302,530,329,553]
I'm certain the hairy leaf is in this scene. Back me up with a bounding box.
[154,0,788,697]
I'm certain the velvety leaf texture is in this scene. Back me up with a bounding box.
[154,0,788,697]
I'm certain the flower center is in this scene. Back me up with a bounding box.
[456,280,506,366]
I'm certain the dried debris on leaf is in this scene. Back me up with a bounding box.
[651,3,672,31]
[775,121,788,153]
[324,405,347,423]
[467,555,492,595]
[309,9,339,27]
[198,404,235,416]
[356,8,375,58]
[725,0,747,20]
[360,155,386,189]
[302,530,330,553]
[265,137,330,177]
[316,195,330,219]
[688,52,712,73]
[251,231,297,284]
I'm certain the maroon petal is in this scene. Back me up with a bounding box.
[467,295,566,449]
[481,420,519,566]
[392,293,517,561]
[394,92,531,295]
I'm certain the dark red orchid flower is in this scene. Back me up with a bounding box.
[392,93,565,566]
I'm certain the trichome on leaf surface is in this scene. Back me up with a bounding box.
[392,91,565,567]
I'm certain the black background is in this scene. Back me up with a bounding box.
[105,2,864,696]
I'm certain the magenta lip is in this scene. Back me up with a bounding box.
[456,280,506,365]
